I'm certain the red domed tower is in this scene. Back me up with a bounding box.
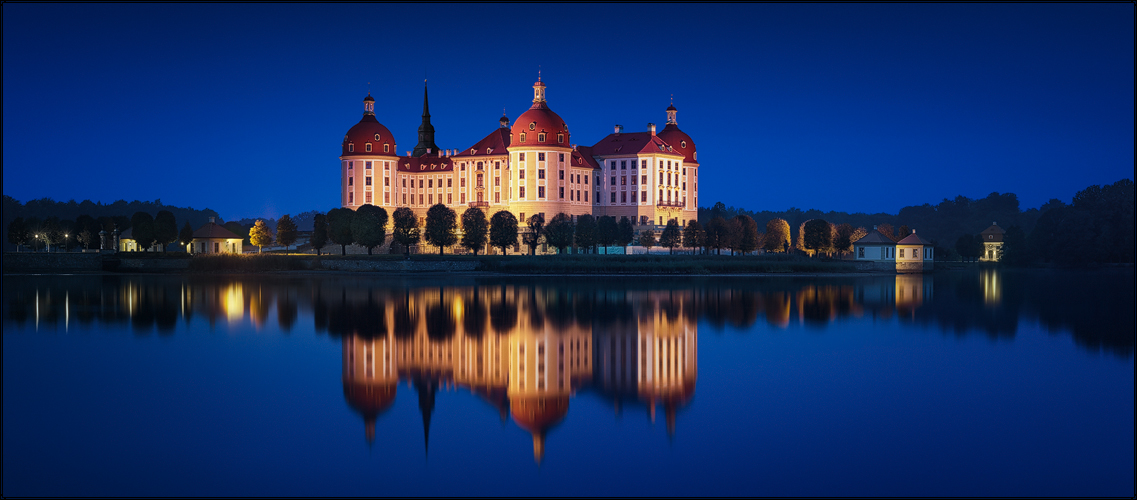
[655,100,700,224]
[507,76,583,223]
[341,93,399,209]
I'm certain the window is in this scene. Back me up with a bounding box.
[384,144,389,153]
[365,143,372,152]
[621,176,627,185]
[585,176,590,185]
[538,169,545,179]
[520,133,526,143]
[429,194,433,204]
[683,182,687,190]
[349,161,354,169]
[558,133,564,144]
[621,160,627,170]
[559,170,564,180]
[419,180,424,188]
[495,176,500,186]
[477,161,483,170]
[419,194,424,204]
[538,186,545,198]
[461,193,465,204]
[461,178,466,187]
[495,161,500,170]
[520,212,525,222]
[349,177,354,186]
[642,175,647,184]
[570,190,574,201]
[366,177,372,186]
[428,179,433,188]
[477,174,483,187]
[365,192,372,203]
[610,161,617,169]
[611,192,616,203]
[529,122,536,130]
[402,179,406,187]
[348,144,354,152]
[519,153,525,161]
[349,192,354,203]
[384,177,389,186]
[621,192,627,203]
[559,187,564,199]
[519,169,526,179]
[538,153,545,162]
[900,249,905,258]
[538,133,546,142]
[495,192,500,203]
[385,192,389,203]
[559,153,564,162]
[520,187,526,199]
[641,191,647,202]
[611,176,616,186]
[447,178,452,188]
[366,161,372,169]
[660,173,664,184]
[681,140,687,148]
[641,160,647,169]
[448,193,452,204]
[403,194,407,204]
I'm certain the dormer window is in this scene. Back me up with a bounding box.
[383,144,389,153]
[538,133,546,142]
[529,122,536,130]
[520,133,526,143]
[693,152,697,161]
[365,143,372,152]
[348,143,354,152]
[487,147,493,154]
[557,133,564,143]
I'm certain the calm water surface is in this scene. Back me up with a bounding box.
[3,269,1133,496]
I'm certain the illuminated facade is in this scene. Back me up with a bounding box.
[339,79,701,250]
[979,222,1005,262]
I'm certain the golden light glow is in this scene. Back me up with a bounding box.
[981,269,1000,306]
[224,283,244,322]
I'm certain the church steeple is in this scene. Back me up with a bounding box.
[412,80,440,157]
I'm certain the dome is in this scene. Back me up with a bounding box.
[511,105,570,147]
[509,80,570,147]
[658,123,696,164]
[342,95,397,157]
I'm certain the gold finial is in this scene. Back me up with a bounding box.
[670,93,673,105]
[538,65,542,82]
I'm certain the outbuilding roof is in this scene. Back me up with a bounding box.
[193,221,241,239]
[853,230,895,245]
[897,231,933,245]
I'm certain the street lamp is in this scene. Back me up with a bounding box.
[64,233,69,253]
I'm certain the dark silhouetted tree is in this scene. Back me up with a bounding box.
[392,207,420,257]
[130,212,156,252]
[544,213,574,254]
[638,228,657,251]
[461,207,488,255]
[178,222,194,250]
[574,214,596,253]
[276,214,299,250]
[154,210,178,252]
[734,215,759,254]
[489,210,518,255]
[327,207,355,255]
[523,213,544,255]
[596,215,618,254]
[352,205,388,254]
[311,213,328,255]
[425,204,458,254]
[660,219,682,254]
[803,219,831,257]
[617,216,635,253]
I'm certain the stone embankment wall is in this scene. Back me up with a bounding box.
[316,259,480,272]
[115,259,191,270]
[2,252,102,271]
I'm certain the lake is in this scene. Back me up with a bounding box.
[2,269,1133,496]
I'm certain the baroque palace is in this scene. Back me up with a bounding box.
[340,78,700,236]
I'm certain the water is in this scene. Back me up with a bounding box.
[3,269,1133,496]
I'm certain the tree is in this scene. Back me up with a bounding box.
[154,210,178,252]
[705,216,729,255]
[660,219,682,254]
[276,214,299,250]
[876,223,898,242]
[391,207,420,257]
[833,223,856,256]
[574,214,596,253]
[178,222,194,250]
[489,210,518,255]
[523,213,545,255]
[249,219,273,253]
[1000,225,1029,266]
[684,220,705,254]
[352,204,389,254]
[803,219,831,257]
[617,216,635,253]
[543,213,575,254]
[223,221,250,248]
[764,218,790,253]
[130,212,155,252]
[424,204,458,254]
[734,215,759,254]
[7,217,29,251]
[596,215,618,254]
[75,215,99,250]
[897,225,912,241]
[638,229,657,252]
[461,207,489,255]
[311,213,328,256]
[955,234,976,262]
[327,207,355,255]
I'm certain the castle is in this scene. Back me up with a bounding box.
[340,79,700,239]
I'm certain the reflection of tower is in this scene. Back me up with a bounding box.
[414,377,437,455]
[342,333,398,444]
[636,292,697,436]
[506,292,591,463]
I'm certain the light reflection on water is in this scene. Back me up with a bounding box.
[2,269,1133,496]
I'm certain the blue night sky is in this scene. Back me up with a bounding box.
[3,3,1133,220]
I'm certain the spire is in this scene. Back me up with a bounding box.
[415,378,437,457]
[412,80,439,157]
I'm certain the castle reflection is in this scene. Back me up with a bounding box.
[334,285,697,462]
[5,270,1133,461]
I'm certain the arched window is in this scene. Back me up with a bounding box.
[365,143,372,152]
[348,143,354,152]
[383,144,389,153]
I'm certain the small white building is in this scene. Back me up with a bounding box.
[853,228,896,262]
[896,230,934,273]
[979,222,1005,262]
[117,228,160,252]
[188,218,244,254]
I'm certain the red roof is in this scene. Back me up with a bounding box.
[571,145,599,169]
[511,102,570,147]
[342,114,398,158]
[510,395,569,433]
[454,128,511,157]
[589,131,685,157]
[192,221,240,239]
[657,123,697,164]
[897,231,932,245]
[397,154,455,173]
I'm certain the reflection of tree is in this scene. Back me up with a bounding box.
[424,288,454,341]
[489,286,517,334]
